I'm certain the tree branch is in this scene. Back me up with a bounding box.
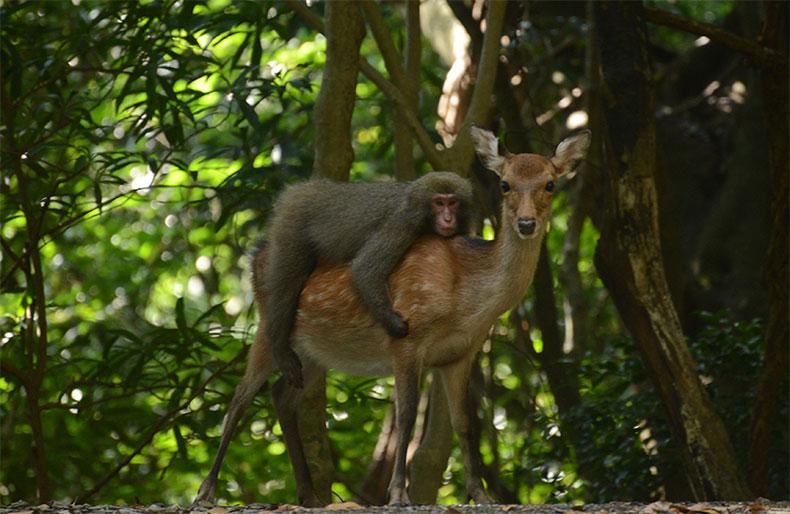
[644,6,786,69]
[405,2,421,82]
[442,0,507,171]
[360,1,409,90]
[286,0,445,170]
[1,360,28,385]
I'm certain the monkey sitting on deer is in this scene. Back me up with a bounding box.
[197,126,590,506]
[264,171,475,388]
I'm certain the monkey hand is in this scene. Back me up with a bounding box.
[274,347,304,388]
[382,310,409,339]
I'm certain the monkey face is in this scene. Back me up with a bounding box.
[431,193,461,237]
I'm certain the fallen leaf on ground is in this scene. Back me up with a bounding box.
[641,501,673,514]
[748,501,767,514]
[685,503,723,514]
[324,502,363,510]
[274,505,302,512]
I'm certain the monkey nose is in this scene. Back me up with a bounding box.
[517,218,537,236]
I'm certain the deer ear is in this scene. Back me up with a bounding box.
[470,125,507,176]
[551,130,591,176]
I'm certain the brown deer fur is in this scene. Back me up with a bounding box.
[196,126,590,506]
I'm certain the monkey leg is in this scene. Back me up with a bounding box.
[271,360,325,507]
[197,326,275,502]
[387,355,422,505]
[438,357,494,505]
[264,242,316,388]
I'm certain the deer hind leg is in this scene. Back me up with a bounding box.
[387,352,422,506]
[271,359,325,507]
[438,356,493,504]
[197,323,275,502]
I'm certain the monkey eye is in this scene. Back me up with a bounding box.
[545,180,555,192]
[500,180,511,193]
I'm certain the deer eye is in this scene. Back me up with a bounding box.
[545,180,555,192]
[500,180,511,193]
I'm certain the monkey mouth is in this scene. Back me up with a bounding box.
[436,224,456,237]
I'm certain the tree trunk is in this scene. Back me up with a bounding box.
[297,1,366,504]
[407,375,454,504]
[592,1,751,501]
[394,1,420,181]
[312,1,365,181]
[748,0,789,496]
[360,408,397,504]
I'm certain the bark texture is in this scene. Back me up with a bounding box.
[311,1,365,181]
[592,1,751,501]
[407,376,453,504]
[747,0,789,496]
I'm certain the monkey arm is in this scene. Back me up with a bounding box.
[350,213,423,338]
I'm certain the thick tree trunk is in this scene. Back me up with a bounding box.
[296,1,366,504]
[311,1,365,181]
[394,1,420,181]
[748,0,789,496]
[593,1,751,501]
[295,374,334,505]
[360,409,397,504]
[407,376,454,504]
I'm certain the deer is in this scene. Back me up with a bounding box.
[196,126,591,506]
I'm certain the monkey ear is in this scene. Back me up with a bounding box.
[551,130,591,176]
[470,125,506,176]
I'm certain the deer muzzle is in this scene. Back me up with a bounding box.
[517,217,537,236]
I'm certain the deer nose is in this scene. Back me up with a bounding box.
[518,218,537,236]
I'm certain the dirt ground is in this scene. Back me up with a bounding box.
[2,500,789,514]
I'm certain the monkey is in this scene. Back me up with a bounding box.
[262,172,474,388]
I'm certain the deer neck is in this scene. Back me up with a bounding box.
[461,221,545,319]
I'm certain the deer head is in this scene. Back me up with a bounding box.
[470,126,591,239]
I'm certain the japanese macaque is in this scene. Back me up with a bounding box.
[264,172,474,387]
[196,127,590,506]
